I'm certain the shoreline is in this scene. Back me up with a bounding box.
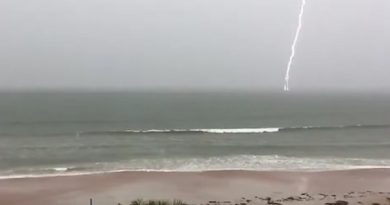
[1,168,390,205]
[1,166,389,180]
[1,166,390,180]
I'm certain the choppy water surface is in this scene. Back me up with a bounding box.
[1,92,390,177]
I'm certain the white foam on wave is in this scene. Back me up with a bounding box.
[51,167,69,172]
[2,155,390,180]
[133,155,390,171]
[124,128,280,134]
[194,128,280,134]
[87,123,390,135]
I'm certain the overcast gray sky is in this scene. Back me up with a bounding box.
[0,0,389,91]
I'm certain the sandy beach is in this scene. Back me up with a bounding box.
[1,169,390,205]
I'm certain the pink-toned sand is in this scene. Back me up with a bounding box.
[1,169,390,205]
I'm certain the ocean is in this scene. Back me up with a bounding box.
[1,91,390,178]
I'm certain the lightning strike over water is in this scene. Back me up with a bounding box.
[284,0,307,91]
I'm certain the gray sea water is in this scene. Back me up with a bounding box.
[1,92,390,178]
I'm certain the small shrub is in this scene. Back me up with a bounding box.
[131,199,145,205]
[148,200,157,205]
[157,200,170,205]
[130,198,188,205]
[173,199,187,205]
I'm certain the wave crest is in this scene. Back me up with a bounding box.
[80,124,390,135]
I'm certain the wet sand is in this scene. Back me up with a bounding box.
[1,169,390,205]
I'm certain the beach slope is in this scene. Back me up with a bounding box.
[1,169,390,205]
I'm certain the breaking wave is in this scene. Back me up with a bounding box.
[2,155,390,179]
[80,124,390,135]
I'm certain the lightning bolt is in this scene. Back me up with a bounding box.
[284,0,306,91]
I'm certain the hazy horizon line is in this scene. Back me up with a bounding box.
[1,88,390,95]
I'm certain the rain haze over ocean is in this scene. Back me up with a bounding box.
[0,0,390,178]
[1,0,390,91]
